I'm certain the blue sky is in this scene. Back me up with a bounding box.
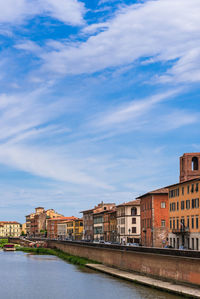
[0,0,200,222]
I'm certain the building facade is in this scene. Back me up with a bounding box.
[93,202,115,241]
[57,218,83,240]
[81,209,94,241]
[103,208,117,242]
[47,217,77,239]
[116,200,141,244]
[139,188,169,248]
[0,221,21,237]
[26,207,63,237]
[168,177,200,250]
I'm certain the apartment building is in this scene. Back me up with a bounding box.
[168,178,200,250]
[116,200,141,244]
[138,188,169,247]
[93,202,115,241]
[103,208,117,242]
[26,207,63,237]
[47,217,77,239]
[168,153,200,250]
[80,208,94,241]
[0,221,21,237]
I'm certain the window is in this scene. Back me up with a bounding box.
[196,183,199,192]
[192,156,198,171]
[196,217,199,229]
[121,227,125,234]
[161,220,166,227]
[187,216,190,228]
[121,218,125,225]
[132,218,136,224]
[131,207,137,216]
[192,217,194,229]
[173,218,175,229]
[170,219,172,229]
[177,201,179,211]
[191,184,194,193]
[181,201,185,210]
[195,198,199,208]
[187,185,190,194]
[186,200,190,209]
[132,227,136,233]
[161,202,166,208]
[192,199,195,209]
[171,202,176,211]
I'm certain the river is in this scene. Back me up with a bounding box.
[0,250,182,299]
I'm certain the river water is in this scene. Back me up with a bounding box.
[0,250,182,299]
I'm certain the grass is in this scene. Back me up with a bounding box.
[16,247,99,266]
[0,239,8,248]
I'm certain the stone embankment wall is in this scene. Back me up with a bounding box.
[9,238,200,287]
[48,240,200,286]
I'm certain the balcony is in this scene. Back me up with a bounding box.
[172,228,190,234]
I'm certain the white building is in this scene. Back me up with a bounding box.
[0,221,21,237]
[116,199,141,244]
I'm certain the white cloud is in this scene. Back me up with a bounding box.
[0,144,111,189]
[0,0,85,26]
[38,0,200,83]
[0,90,113,190]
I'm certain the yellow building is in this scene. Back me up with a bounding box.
[58,218,83,240]
[74,218,83,240]
[0,221,21,237]
[21,223,26,235]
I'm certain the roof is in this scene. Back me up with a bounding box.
[47,216,77,222]
[165,176,200,189]
[80,208,94,213]
[136,187,169,199]
[0,221,20,224]
[182,152,200,156]
[117,199,141,207]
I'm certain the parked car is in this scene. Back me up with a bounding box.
[126,243,139,247]
[179,245,187,250]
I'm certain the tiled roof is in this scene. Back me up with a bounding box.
[165,176,200,188]
[117,199,141,207]
[0,221,20,224]
[136,187,168,199]
[47,216,77,221]
[80,208,94,213]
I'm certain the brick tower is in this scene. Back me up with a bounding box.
[180,153,200,182]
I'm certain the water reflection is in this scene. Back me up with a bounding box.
[0,251,182,299]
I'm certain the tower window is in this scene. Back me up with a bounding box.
[192,157,198,171]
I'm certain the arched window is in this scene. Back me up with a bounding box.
[192,157,198,171]
[131,207,137,216]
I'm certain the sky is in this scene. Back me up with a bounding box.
[0,0,200,222]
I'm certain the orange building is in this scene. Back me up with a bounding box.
[168,178,200,250]
[168,153,200,250]
[138,188,169,248]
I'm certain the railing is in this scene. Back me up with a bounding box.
[172,228,189,234]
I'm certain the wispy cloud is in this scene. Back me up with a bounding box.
[29,0,200,85]
[0,0,85,26]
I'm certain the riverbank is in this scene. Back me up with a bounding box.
[17,247,99,266]
[86,264,200,298]
[0,239,8,248]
